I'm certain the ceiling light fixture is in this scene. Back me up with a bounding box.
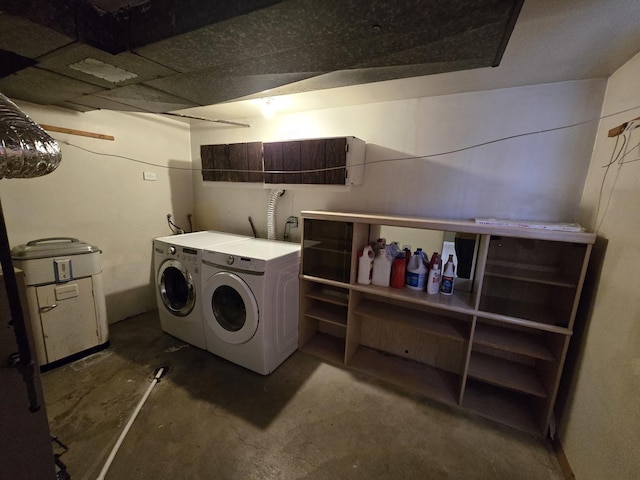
[261,97,277,119]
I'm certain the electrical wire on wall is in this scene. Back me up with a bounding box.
[51,102,640,180]
[593,121,640,233]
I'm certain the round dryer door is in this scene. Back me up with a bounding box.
[203,271,258,345]
[158,259,195,316]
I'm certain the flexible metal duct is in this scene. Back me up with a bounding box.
[0,93,61,179]
[267,189,285,240]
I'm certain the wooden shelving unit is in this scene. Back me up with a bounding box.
[298,210,595,436]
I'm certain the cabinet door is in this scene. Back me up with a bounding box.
[302,219,353,283]
[282,141,302,184]
[36,277,99,363]
[264,138,350,185]
[201,142,263,182]
[263,142,284,184]
[325,137,347,184]
[301,139,326,184]
[478,236,588,328]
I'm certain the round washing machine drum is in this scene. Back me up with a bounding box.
[203,271,259,345]
[158,259,195,316]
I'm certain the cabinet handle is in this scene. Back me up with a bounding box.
[39,304,58,313]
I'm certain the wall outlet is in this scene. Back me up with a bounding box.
[286,216,299,228]
[143,171,157,181]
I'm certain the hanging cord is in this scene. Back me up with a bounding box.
[96,367,168,480]
[595,121,638,233]
[166,214,185,234]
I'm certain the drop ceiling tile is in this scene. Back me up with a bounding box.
[93,84,197,112]
[37,43,177,88]
[0,13,74,59]
[53,101,98,112]
[146,70,320,105]
[0,67,104,105]
[66,95,143,112]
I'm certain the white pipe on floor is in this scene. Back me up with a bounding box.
[96,367,166,480]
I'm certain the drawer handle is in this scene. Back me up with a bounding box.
[39,304,58,313]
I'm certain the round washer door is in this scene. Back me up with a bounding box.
[203,271,259,345]
[158,259,195,317]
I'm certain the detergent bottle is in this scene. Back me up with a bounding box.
[372,247,392,287]
[405,248,427,290]
[426,262,441,294]
[440,254,456,295]
[391,254,406,289]
[357,245,374,285]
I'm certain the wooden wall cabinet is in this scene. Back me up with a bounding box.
[201,142,263,182]
[264,136,365,185]
[298,211,595,436]
[201,136,365,185]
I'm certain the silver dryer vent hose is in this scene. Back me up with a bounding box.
[0,93,61,179]
[267,189,285,240]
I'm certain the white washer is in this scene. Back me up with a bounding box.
[201,238,301,375]
[153,231,250,349]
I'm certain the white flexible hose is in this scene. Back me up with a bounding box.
[267,189,285,240]
[96,367,166,480]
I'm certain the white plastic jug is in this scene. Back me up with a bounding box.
[357,245,374,285]
[405,253,427,290]
[372,248,392,287]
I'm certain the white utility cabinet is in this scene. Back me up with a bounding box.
[11,238,108,368]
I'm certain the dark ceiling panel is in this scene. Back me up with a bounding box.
[93,83,198,112]
[0,13,75,60]
[0,0,524,113]
[0,68,104,105]
[65,94,147,111]
[37,43,177,88]
[146,71,321,106]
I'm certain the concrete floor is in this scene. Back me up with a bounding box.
[41,311,565,480]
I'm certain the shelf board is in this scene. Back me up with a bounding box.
[300,332,345,365]
[473,323,556,361]
[351,282,476,315]
[462,380,542,436]
[305,303,348,328]
[300,275,350,290]
[484,263,577,288]
[353,299,468,341]
[467,351,548,398]
[348,346,460,407]
[301,210,596,244]
[306,288,349,307]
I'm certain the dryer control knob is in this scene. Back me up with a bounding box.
[169,246,176,255]
[226,255,235,266]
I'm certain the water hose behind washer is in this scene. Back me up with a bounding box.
[96,367,168,480]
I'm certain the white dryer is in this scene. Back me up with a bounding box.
[153,231,250,349]
[201,238,301,375]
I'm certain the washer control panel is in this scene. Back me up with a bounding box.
[202,251,266,273]
[173,246,199,264]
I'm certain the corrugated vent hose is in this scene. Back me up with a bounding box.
[267,189,285,240]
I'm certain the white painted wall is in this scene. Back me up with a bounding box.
[561,51,640,480]
[0,103,192,323]
[191,80,605,244]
